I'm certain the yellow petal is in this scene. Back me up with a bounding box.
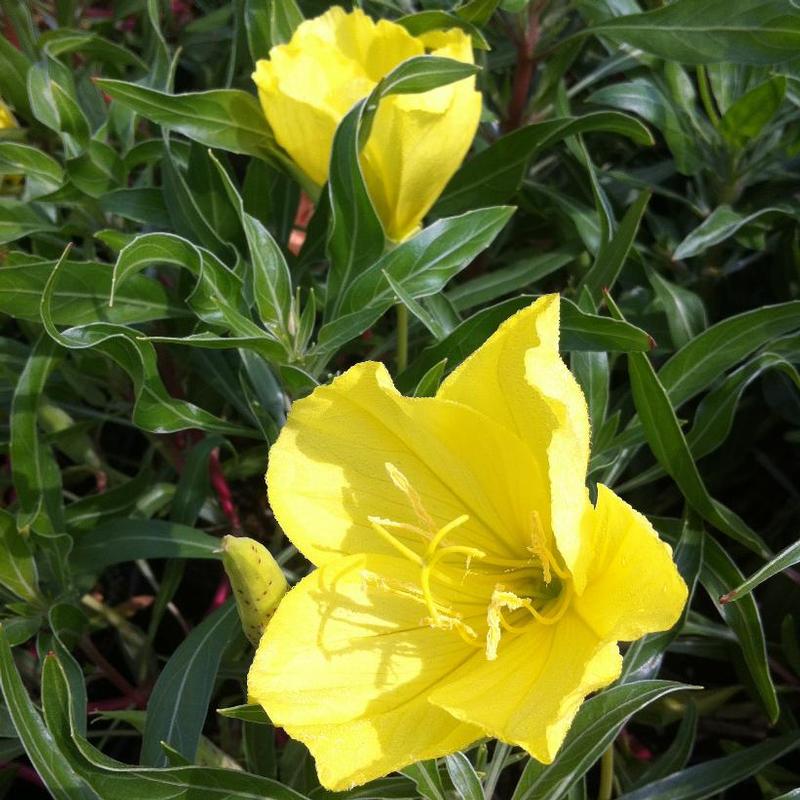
[285,701,479,791]
[572,484,688,641]
[253,49,367,187]
[437,295,592,588]
[362,27,481,241]
[429,610,622,762]
[248,553,481,789]
[266,361,548,567]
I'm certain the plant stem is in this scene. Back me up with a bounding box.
[396,303,409,373]
[503,1,544,132]
[598,743,615,800]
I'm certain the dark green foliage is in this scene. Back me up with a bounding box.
[0,1,798,798]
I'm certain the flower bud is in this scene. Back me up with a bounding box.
[252,6,481,242]
[222,535,288,645]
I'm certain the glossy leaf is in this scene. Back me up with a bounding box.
[96,80,276,160]
[586,0,800,65]
[141,601,240,766]
[70,519,221,573]
[700,535,779,722]
[721,539,800,603]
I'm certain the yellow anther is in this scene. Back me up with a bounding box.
[528,510,570,583]
[486,586,526,660]
[385,462,436,533]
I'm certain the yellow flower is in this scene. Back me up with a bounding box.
[0,98,15,131]
[249,294,687,790]
[252,7,482,241]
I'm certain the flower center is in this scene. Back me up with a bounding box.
[365,463,572,660]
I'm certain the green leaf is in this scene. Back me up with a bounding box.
[318,207,514,355]
[688,352,799,458]
[100,187,169,226]
[578,191,650,302]
[141,601,240,766]
[324,97,385,320]
[0,254,186,325]
[413,359,449,397]
[0,628,99,799]
[618,733,800,799]
[445,753,484,800]
[436,113,653,216]
[0,34,32,120]
[269,0,304,45]
[41,652,310,800]
[585,0,800,65]
[70,519,221,573]
[700,535,779,722]
[10,335,65,538]
[561,298,652,352]
[673,205,797,259]
[607,295,769,556]
[0,509,39,602]
[96,80,275,159]
[110,233,255,334]
[0,142,63,193]
[0,198,56,244]
[659,301,800,406]
[217,704,271,724]
[511,682,695,800]
[588,79,701,175]
[396,12,489,49]
[719,75,787,146]
[448,247,578,312]
[456,0,502,26]
[722,539,800,602]
[401,760,447,800]
[645,266,707,349]
[161,142,235,261]
[211,152,294,347]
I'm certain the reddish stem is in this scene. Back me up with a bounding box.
[209,449,242,533]
[503,3,544,132]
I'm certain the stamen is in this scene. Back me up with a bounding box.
[486,586,526,660]
[385,462,435,533]
[484,580,574,660]
[368,518,423,565]
[424,514,470,558]
[528,510,570,583]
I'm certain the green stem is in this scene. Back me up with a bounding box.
[598,743,615,800]
[396,302,408,373]
[697,66,720,129]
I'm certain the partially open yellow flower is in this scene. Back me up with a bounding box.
[252,7,482,241]
[249,294,687,790]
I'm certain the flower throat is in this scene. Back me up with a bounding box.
[366,463,572,660]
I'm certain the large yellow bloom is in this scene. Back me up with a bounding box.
[252,7,482,241]
[249,294,687,790]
